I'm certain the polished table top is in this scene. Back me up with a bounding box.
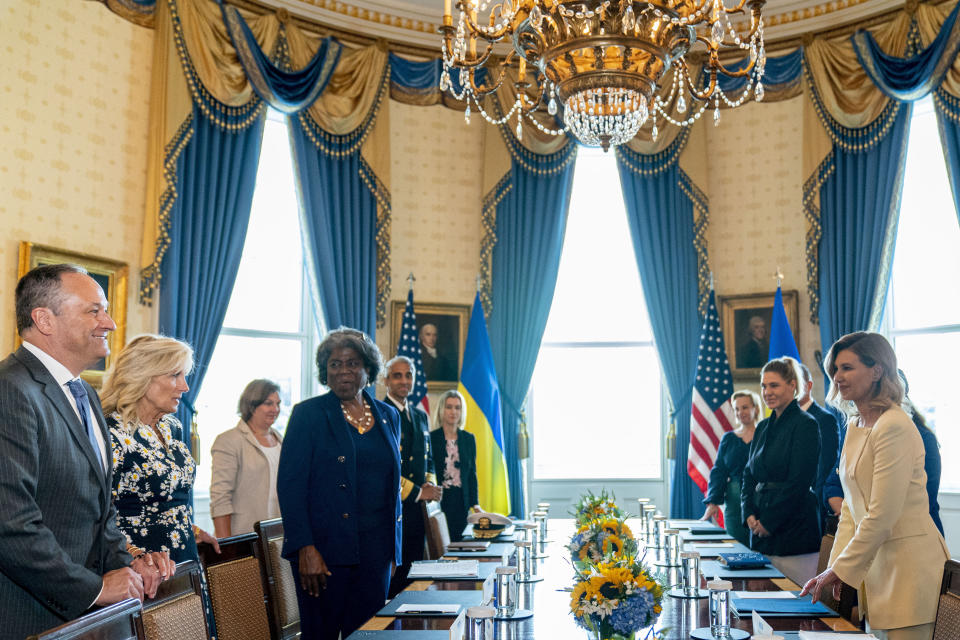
[360,519,859,639]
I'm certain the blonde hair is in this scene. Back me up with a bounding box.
[824,331,903,415]
[761,356,803,398]
[731,389,761,425]
[435,389,467,430]
[101,334,194,430]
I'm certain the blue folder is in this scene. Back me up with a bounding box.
[700,559,784,579]
[346,631,450,639]
[731,592,839,617]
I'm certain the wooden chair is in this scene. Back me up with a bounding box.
[27,599,141,640]
[933,559,960,639]
[254,519,300,640]
[138,560,209,640]
[815,532,857,622]
[422,500,450,559]
[198,533,271,640]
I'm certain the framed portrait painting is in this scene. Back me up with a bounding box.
[390,300,470,391]
[718,290,799,379]
[17,242,128,388]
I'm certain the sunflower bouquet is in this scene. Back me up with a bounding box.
[572,490,626,527]
[568,518,639,570]
[569,558,665,640]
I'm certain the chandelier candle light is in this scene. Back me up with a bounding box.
[440,0,766,150]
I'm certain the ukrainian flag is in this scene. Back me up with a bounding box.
[458,293,511,515]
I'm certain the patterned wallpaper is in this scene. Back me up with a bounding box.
[0,0,155,351]
[376,100,484,348]
[705,96,825,394]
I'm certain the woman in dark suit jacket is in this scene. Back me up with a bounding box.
[741,357,822,585]
[430,390,480,542]
[278,328,401,640]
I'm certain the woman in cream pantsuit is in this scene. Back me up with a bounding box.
[801,332,950,640]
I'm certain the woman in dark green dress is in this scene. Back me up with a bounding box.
[701,390,760,547]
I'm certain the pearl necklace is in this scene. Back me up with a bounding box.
[341,400,373,434]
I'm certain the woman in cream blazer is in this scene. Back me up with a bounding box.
[210,380,284,537]
[801,333,949,640]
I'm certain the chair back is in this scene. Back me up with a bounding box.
[139,560,208,640]
[254,519,300,640]
[423,501,450,559]
[934,559,960,639]
[814,533,856,621]
[198,533,271,640]
[27,598,141,640]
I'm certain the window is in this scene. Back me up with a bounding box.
[884,96,960,491]
[192,111,321,527]
[529,146,662,480]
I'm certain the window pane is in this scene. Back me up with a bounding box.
[890,98,960,330]
[532,345,660,479]
[542,147,653,343]
[193,334,304,499]
[222,115,304,333]
[893,332,960,490]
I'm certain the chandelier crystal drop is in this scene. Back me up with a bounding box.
[438,0,767,151]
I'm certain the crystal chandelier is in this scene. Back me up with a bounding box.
[439,0,767,150]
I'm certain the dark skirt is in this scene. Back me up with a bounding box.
[441,485,467,542]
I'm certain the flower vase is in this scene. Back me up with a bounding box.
[590,630,636,640]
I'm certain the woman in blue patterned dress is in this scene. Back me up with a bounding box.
[100,335,220,563]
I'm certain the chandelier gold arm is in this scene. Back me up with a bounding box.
[457,0,516,42]
[440,24,497,69]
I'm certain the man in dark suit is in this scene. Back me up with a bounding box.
[0,264,169,639]
[382,356,442,596]
[796,362,841,526]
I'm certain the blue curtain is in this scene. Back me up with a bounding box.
[852,0,960,102]
[616,142,706,519]
[487,140,577,518]
[158,103,266,440]
[221,3,341,112]
[289,116,382,335]
[716,47,803,95]
[817,103,911,352]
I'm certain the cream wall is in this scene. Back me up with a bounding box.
[705,97,828,397]
[0,0,156,350]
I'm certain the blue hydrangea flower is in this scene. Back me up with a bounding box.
[609,589,655,635]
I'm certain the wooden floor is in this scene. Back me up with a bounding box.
[358,519,860,639]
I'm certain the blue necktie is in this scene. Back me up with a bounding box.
[66,379,105,472]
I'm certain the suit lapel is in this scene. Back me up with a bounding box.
[17,348,106,486]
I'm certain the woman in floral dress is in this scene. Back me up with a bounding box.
[100,334,219,561]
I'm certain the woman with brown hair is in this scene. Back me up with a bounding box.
[740,356,821,584]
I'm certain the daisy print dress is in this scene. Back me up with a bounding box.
[108,413,198,562]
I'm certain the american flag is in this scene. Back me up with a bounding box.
[688,290,736,502]
[397,288,430,414]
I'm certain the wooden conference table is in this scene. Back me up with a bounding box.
[358,519,860,639]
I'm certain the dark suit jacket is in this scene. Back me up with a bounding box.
[0,346,130,639]
[741,400,822,556]
[430,428,479,509]
[383,397,436,507]
[278,388,402,566]
[805,401,840,516]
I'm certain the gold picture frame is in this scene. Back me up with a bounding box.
[17,242,128,388]
[718,290,799,380]
[389,300,470,391]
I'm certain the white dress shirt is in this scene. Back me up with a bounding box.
[21,341,109,473]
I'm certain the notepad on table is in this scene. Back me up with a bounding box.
[734,590,796,599]
[408,560,480,578]
[797,633,879,639]
[447,540,490,551]
[395,604,462,615]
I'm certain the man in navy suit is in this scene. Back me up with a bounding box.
[797,362,841,526]
[382,356,442,596]
[0,264,169,639]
